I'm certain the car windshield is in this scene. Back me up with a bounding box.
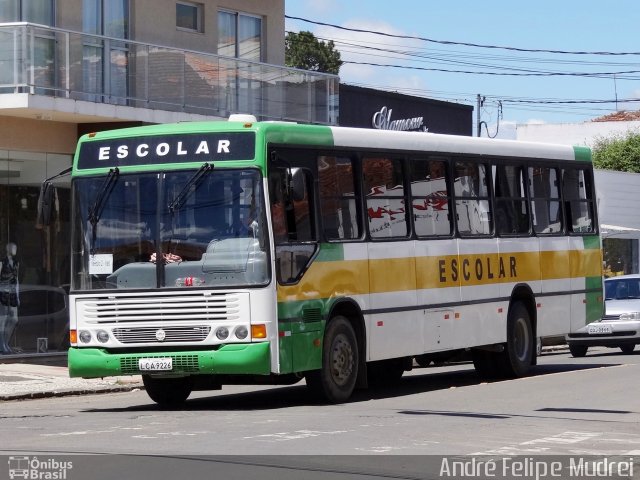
[604,278,640,300]
[71,168,269,291]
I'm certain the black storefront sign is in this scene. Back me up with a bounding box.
[339,84,473,136]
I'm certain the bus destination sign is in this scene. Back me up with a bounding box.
[78,132,256,169]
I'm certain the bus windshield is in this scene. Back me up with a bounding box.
[71,168,269,291]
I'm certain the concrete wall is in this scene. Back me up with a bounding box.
[517,121,640,147]
[0,118,77,154]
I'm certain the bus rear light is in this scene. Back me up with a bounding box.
[70,330,78,345]
[251,324,267,339]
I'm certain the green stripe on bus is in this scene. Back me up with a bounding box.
[573,145,592,163]
[585,276,604,324]
[316,243,344,262]
[582,235,601,250]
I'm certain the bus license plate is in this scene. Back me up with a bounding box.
[138,358,173,371]
[587,324,613,335]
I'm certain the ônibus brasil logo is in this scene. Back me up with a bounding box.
[8,456,73,479]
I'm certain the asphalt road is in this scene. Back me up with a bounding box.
[1,347,639,479]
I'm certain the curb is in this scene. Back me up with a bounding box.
[0,383,144,402]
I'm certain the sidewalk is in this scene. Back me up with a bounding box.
[0,361,143,401]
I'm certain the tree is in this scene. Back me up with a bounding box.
[285,31,343,75]
[592,132,640,172]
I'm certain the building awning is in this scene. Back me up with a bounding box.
[601,224,640,239]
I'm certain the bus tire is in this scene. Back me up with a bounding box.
[569,344,588,358]
[305,316,358,403]
[367,358,405,386]
[143,375,193,406]
[472,349,500,379]
[500,301,534,377]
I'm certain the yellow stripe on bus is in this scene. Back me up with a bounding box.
[277,249,602,302]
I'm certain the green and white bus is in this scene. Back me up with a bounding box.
[61,116,603,405]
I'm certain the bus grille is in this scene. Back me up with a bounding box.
[112,326,211,343]
[78,292,247,324]
[120,354,200,374]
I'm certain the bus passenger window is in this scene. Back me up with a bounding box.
[318,156,360,240]
[528,167,562,234]
[410,158,452,236]
[562,168,594,233]
[454,160,491,236]
[363,157,407,239]
[494,165,529,235]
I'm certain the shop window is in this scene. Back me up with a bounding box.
[318,156,360,240]
[363,157,407,239]
[410,158,451,237]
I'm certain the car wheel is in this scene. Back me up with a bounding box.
[620,344,636,354]
[569,344,588,358]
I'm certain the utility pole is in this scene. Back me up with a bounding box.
[476,94,484,137]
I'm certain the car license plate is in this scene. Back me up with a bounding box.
[138,357,173,371]
[587,324,613,335]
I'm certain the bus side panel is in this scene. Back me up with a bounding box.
[569,235,604,331]
[457,238,505,346]
[367,240,418,360]
[415,239,460,352]
[538,237,571,337]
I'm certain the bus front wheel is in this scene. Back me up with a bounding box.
[306,316,359,403]
[143,375,193,406]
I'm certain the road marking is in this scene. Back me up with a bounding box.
[243,430,348,442]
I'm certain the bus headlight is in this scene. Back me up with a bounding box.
[79,330,92,344]
[96,330,110,343]
[235,326,248,340]
[215,327,229,340]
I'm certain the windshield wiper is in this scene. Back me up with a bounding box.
[168,163,213,212]
[88,167,119,253]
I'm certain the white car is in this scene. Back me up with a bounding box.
[566,274,640,357]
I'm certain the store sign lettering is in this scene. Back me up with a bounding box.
[372,106,428,132]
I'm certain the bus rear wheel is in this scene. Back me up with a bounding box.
[306,316,358,403]
[143,375,193,406]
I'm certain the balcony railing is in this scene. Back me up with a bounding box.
[0,23,339,125]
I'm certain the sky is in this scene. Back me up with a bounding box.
[285,0,640,137]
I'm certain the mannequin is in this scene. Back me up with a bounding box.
[0,242,19,354]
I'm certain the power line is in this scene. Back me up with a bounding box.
[286,15,640,56]
[343,60,640,78]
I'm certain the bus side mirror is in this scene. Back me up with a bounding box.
[36,181,55,228]
[36,166,72,228]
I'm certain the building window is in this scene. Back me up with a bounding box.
[82,0,129,103]
[176,1,202,32]
[218,10,262,61]
[0,0,54,24]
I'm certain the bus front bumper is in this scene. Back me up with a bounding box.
[68,342,271,378]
